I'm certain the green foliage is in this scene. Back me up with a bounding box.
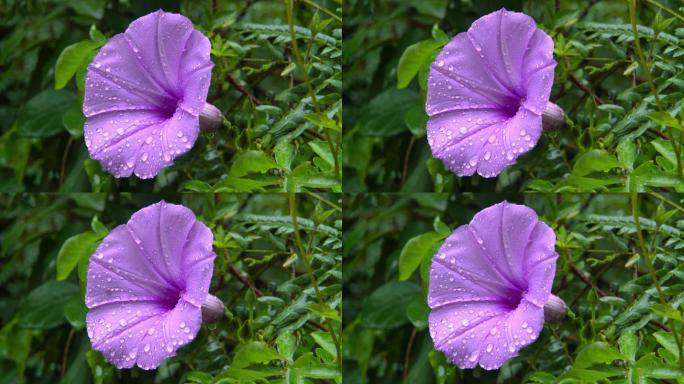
[0,193,342,383]
[343,193,684,383]
[0,0,341,192]
[343,0,684,193]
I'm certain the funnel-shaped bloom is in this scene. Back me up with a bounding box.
[83,10,213,179]
[426,9,556,177]
[85,201,216,369]
[428,201,559,370]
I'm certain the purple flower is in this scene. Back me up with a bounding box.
[426,9,557,178]
[427,201,562,370]
[83,10,214,179]
[85,201,217,369]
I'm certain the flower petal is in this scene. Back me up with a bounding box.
[83,10,213,179]
[428,201,558,370]
[428,226,522,305]
[86,226,179,309]
[436,298,543,370]
[87,299,201,369]
[124,10,194,98]
[426,8,555,177]
[466,9,538,97]
[85,201,216,370]
[428,108,541,177]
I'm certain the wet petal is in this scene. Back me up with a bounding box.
[83,10,213,179]
[85,201,216,370]
[427,201,558,370]
[426,8,555,177]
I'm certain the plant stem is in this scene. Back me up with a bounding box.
[288,192,342,368]
[299,0,342,23]
[286,0,340,178]
[628,0,683,178]
[631,191,684,367]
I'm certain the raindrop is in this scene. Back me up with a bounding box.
[144,344,151,353]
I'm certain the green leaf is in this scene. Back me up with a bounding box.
[397,39,442,89]
[304,112,339,132]
[276,332,297,362]
[359,89,419,137]
[292,353,340,379]
[308,140,334,167]
[274,140,295,171]
[54,40,100,89]
[85,351,114,384]
[650,303,684,322]
[311,331,337,359]
[231,342,281,368]
[640,365,684,379]
[618,332,638,362]
[16,90,77,138]
[359,281,421,329]
[64,293,87,330]
[68,0,106,19]
[229,150,278,178]
[18,281,79,329]
[571,149,622,177]
[406,294,429,330]
[573,342,624,369]
[182,180,213,192]
[89,25,106,45]
[399,232,442,281]
[62,103,86,138]
[404,103,428,138]
[617,140,636,170]
[186,372,213,384]
[308,303,341,321]
[653,331,680,359]
[56,231,101,281]
[647,111,681,129]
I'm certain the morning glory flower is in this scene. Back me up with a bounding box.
[428,201,565,370]
[426,9,563,178]
[83,10,220,179]
[85,201,222,370]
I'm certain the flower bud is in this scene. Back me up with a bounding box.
[199,103,223,132]
[544,294,567,323]
[201,293,225,323]
[542,102,565,131]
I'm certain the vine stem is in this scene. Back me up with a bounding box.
[288,192,342,368]
[628,0,683,178]
[631,192,684,367]
[286,0,341,178]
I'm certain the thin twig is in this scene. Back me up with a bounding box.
[570,264,606,297]
[569,73,603,105]
[403,328,417,379]
[401,136,416,187]
[60,137,74,187]
[61,328,75,378]
[228,265,263,296]
[227,75,261,105]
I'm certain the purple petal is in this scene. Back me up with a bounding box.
[83,10,213,179]
[426,8,555,177]
[86,201,215,370]
[427,201,558,370]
